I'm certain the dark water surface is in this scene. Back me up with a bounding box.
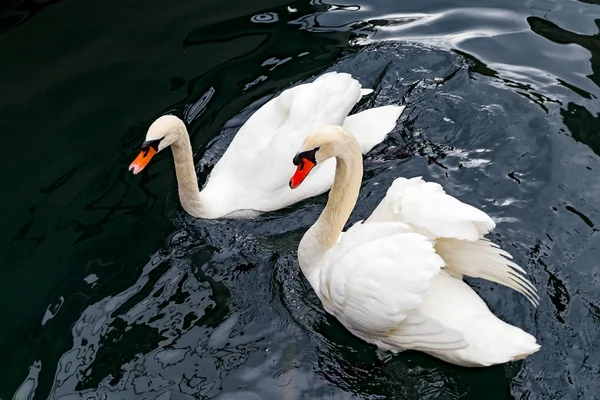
[1,0,599,399]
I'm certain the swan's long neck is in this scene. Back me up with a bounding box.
[170,129,205,218]
[298,135,363,287]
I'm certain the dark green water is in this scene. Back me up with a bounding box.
[1,0,599,398]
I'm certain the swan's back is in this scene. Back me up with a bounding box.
[201,72,368,214]
[219,72,362,160]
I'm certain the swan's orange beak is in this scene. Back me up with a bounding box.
[129,147,157,175]
[289,159,315,189]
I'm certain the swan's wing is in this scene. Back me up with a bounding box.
[224,71,362,158]
[342,105,406,153]
[208,72,362,189]
[277,71,363,130]
[434,238,540,306]
[367,178,539,306]
[367,177,495,241]
[319,222,466,349]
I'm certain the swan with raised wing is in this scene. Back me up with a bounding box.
[128,72,405,219]
[288,125,540,367]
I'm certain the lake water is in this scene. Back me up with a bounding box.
[1,0,599,399]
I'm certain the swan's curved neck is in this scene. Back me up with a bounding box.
[171,129,205,218]
[298,135,363,285]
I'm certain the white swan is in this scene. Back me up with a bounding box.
[129,72,405,219]
[289,125,540,367]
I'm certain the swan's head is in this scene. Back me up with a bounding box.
[289,125,353,189]
[129,115,186,174]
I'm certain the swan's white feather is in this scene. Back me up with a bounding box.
[414,270,540,366]
[343,105,406,153]
[314,219,540,365]
[385,311,468,351]
[434,238,540,306]
[367,176,495,241]
[318,223,469,351]
[365,176,539,306]
[198,72,404,218]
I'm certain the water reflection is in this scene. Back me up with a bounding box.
[180,0,363,110]
[338,2,600,156]
[561,102,600,156]
[0,0,63,34]
[528,16,600,155]
[331,1,600,113]
[528,17,600,94]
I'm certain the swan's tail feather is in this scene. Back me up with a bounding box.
[343,105,406,153]
[471,317,541,366]
[435,238,540,306]
[449,318,541,367]
[360,88,374,96]
[511,344,541,361]
[416,271,540,367]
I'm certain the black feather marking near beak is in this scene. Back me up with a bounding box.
[293,146,320,165]
[140,138,164,154]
